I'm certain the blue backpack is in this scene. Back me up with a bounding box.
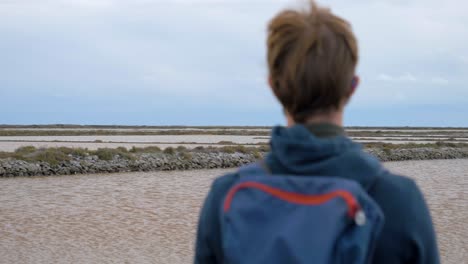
[221,162,385,264]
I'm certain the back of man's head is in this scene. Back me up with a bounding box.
[267,0,358,123]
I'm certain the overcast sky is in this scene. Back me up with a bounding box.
[1,0,467,126]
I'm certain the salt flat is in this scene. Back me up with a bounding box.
[0,160,466,263]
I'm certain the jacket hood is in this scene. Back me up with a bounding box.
[265,125,387,190]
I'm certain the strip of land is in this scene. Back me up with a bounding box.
[1,142,468,177]
[1,126,467,177]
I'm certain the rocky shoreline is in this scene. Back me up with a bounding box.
[1,147,468,177]
[366,147,468,161]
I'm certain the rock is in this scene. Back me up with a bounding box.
[1,147,468,178]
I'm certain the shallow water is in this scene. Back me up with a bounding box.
[0,135,267,144]
[0,128,271,132]
[1,127,467,152]
[0,160,467,263]
[0,135,269,152]
[354,140,466,144]
[1,136,467,152]
[347,129,468,133]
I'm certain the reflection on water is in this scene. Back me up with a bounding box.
[0,160,467,263]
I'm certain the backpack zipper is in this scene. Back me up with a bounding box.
[224,181,361,220]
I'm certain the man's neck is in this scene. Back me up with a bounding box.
[286,111,344,127]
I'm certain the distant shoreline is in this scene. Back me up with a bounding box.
[1,125,468,130]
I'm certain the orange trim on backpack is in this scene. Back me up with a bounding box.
[223,181,360,218]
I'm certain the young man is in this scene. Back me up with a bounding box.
[195,1,439,263]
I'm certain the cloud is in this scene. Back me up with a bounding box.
[61,0,115,8]
[430,77,449,85]
[460,56,468,64]
[376,73,449,85]
[376,73,417,82]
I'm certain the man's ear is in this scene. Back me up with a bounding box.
[350,75,359,97]
[344,76,359,106]
[268,76,273,89]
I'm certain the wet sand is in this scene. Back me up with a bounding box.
[0,160,467,263]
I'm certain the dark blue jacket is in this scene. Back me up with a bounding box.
[195,124,440,263]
